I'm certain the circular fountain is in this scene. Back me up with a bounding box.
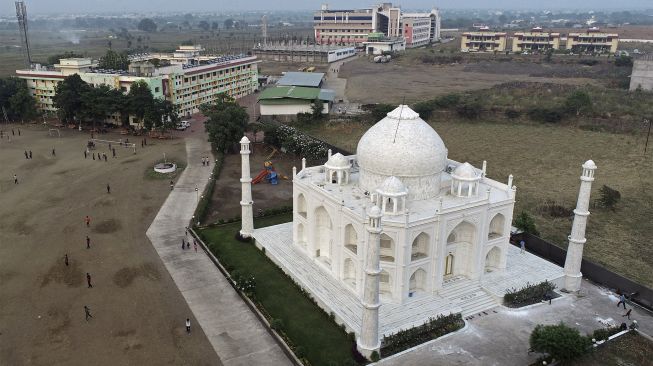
[154,162,177,174]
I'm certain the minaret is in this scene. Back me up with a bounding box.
[239,136,254,238]
[563,160,597,292]
[358,205,383,359]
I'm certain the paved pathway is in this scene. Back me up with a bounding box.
[377,281,653,366]
[146,134,291,366]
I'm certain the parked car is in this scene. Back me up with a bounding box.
[175,120,191,130]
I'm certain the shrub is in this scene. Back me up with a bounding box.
[370,351,380,362]
[598,185,621,211]
[592,326,622,341]
[537,199,573,218]
[564,90,592,116]
[530,323,592,362]
[380,313,464,357]
[504,109,521,119]
[456,101,483,119]
[412,100,435,120]
[433,94,461,109]
[270,318,284,332]
[614,55,633,67]
[263,124,329,162]
[578,59,599,66]
[514,211,539,236]
[504,280,556,307]
[527,107,563,123]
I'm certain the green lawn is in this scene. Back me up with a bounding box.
[571,332,653,366]
[198,214,358,366]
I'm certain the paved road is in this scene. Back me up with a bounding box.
[378,280,653,366]
[146,131,291,366]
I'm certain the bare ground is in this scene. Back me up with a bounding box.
[0,123,219,365]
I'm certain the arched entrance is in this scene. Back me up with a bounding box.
[297,194,307,218]
[488,213,505,239]
[408,269,427,297]
[314,206,332,268]
[444,254,454,276]
[411,233,429,261]
[485,246,501,272]
[344,224,358,254]
[445,221,477,277]
[380,234,395,262]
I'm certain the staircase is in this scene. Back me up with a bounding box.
[440,275,498,318]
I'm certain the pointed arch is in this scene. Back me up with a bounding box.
[488,213,505,239]
[411,232,429,261]
[485,246,501,272]
[380,233,395,262]
[409,268,427,296]
[344,224,358,254]
[314,206,332,266]
[444,221,477,278]
[297,193,307,218]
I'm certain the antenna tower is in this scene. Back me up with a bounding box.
[261,15,268,46]
[15,1,32,67]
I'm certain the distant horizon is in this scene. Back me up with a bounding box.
[1,0,652,16]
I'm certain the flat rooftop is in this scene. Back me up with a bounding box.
[277,72,325,88]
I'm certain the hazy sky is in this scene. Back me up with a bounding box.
[4,0,652,15]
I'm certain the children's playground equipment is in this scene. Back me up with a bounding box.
[252,161,288,185]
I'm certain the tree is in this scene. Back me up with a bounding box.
[514,211,539,236]
[127,80,154,126]
[529,323,592,363]
[224,18,234,29]
[310,98,323,120]
[564,90,592,116]
[201,94,249,153]
[198,21,210,31]
[598,185,621,211]
[53,74,91,123]
[0,77,38,121]
[144,98,178,131]
[79,85,121,128]
[47,51,83,66]
[211,21,219,30]
[138,18,157,32]
[99,50,130,71]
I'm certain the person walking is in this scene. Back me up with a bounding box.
[617,293,627,309]
[12,129,15,136]
[170,180,174,190]
[520,240,526,254]
[64,254,69,266]
[85,216,91,228]
[84,150,87,159]
[28,150,32,159]
[186,318,191,334]
[13,174,18,184]
[86,235,91,249]
[18,128,21,136]
[185,227,188,237]
[106,184,111,194]
[194,241,197,253]
[92,152,96,160]
[84,305,93,321]
[623,309,632,320]
[86,273,93,288]
[186,241,190,250]
[112,148,116,158]
[52,148,56,157]
[206,157,210,167]
[24,150,28,159]
[182,238,186,250]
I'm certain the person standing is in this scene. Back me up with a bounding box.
[52,148,56,157]
[84,306,93,321]
[24,150,28,159]
[13,174,18,184]
[112,148,116,158]
[18,128,21,136]
[86,273,93,288]
[28,150,32,159]
[520,240,526,254]
[92,153,96,160]
[84,150,87,159]
[64,254,69,266]
[194,241,197,253]
[170,180,174,190]
[106,184,111,194]
[85,216,91,228]
[617,293,627,309]
[181,239,185,250]
[206,157,210,167]
[12,129,15,136]
[86,235,91,249]
[186,318,191,334]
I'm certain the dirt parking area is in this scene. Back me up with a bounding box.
[341,58,600,104]
[0,124,218,365]
[204,141,300,224]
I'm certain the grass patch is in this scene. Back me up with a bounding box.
[198,215,358,366]
[144,161,186,180]
[297,119,653,287]
[571,332,653,366]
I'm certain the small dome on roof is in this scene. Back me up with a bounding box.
[240,136,250,144]
[376,176,407,196]
[452,162,479,180]
[583,160,597,169]
[325,152,350,169]
[369,205,382,217]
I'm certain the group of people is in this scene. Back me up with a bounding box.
[64,215,97,320]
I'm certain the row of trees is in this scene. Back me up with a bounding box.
[53,74,178,131]
[0,77,39,121]
[200,94,249,153]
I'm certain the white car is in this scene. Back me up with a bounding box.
[175,120,191,130]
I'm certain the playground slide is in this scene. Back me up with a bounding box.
[252,170,268,184]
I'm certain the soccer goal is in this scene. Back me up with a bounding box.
[91,138,137,154]
[48,128,61,137]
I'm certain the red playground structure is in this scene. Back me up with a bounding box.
[252,161,288,185]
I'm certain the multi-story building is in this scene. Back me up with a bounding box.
[512,27,561,52]
[16,45,259,119]
[566,27,619,54]
[313,3,440,48]
[461,27,507,52]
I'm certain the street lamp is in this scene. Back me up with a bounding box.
[195,187,199,204]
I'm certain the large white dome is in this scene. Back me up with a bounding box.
[356,105,447,200]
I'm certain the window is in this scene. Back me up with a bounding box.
[154,87,160,93]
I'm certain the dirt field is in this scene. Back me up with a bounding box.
[299,120,653,287]
[204,141,300,224]
[340,58,600,104]
[0,123,219,365]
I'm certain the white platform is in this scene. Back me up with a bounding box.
[253,223,565,336]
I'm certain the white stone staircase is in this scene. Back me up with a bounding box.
[440,275,498,318]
